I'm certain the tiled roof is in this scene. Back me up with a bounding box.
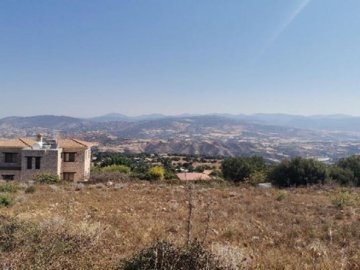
[0,138,92,149]
[0,138,35,148]
[57,139,92,149]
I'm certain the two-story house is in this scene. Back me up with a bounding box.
[0,134,92,181]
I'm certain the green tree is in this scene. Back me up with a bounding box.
[329,166,356,186]
[337,155,360,185]
[148,166,165,181]
[101,164,130,174]
[221,156,267,182]
[269,157,327,187]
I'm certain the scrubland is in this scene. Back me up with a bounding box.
[1,181,360,269]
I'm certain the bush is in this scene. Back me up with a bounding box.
[34,174,60,184]
[209,169,223,178]
[164,170,177,180]
[337,156,360,185]
[117,241,229,270]
[245,171,267,185]
[0,215,21,251]
[101,165,131,174]
[0,215,98,269]
[25,185,36,194]
[0,195,14,207]
[0,183,18,193]
[148,166,165,181]
[275,190,288,201]
[221,156,266,183]
[328,166,356,186]
[331,190,357,208]
[269,157,327,187]
[89,172,131,183]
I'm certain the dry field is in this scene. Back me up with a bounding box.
[1,181,360,269]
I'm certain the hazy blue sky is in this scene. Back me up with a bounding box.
[1,0,360,117]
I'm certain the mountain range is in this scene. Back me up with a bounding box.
[1,113,360,132]
[1,113,360,159]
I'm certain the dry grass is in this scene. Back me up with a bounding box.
[1,182,360,269]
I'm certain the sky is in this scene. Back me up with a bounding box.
[1,0,360,118]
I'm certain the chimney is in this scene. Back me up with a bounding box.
[36,133,43,143]
[36,133,44,148]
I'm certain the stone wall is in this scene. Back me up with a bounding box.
[0,148,22,180]
[61,148,90,181]
[20,149,61,181]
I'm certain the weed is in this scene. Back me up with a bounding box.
[0,195,14,207]
[117,241,229,270]
[34,174,60,184]
[0,183,18,193]
[25,185,36,194]
[331,190,356,208]
[275,190,288,201]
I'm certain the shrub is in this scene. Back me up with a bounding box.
[89,171,131,183]
[0,195,14,207]
[25,185,36,194]
[328,166,356,186]
[164,170,177,180]
[331,190,357,208]
[101,165,131,174]
[148,166,165,181]
[337,156,360,185]
[245,171,267,185]
[0,183,18,193]
[275,190,288,201]
[221,156,267,183]
[34,174,60,184]
[209,169,222,178]
[0,215,98,269]
[117,241,229,270]
[0,215,21,251]
[269,157,327,187]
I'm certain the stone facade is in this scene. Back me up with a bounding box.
[0,136,92,182]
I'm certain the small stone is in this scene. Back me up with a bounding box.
[95,183,105,189]
[74,183,85,191]
[114,183,127,190]
[257,183,272,189]
[49,185,59,191]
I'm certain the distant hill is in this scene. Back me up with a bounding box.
[89,113,360,132]
[2,113,360,137]
[1,113,360,158]
[90,113,168,122]
[0,115,88,129]
[224,114,360,132]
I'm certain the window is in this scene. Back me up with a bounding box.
[27,157,33,169]
[35,157,41,169]
[4,153,18,163]
[2,175,14,181]
[63,172,75,181]
[63,152,76,162]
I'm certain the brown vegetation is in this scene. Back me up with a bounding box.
[1,181,360,269]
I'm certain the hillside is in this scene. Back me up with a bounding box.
[1,114,360,159]
[1,182,360,269]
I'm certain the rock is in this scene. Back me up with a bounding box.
[168,200,179,211]
[18,183,28,189]
[95,183,105,189]
[257,183,272,189]
[107,181,114,187]
[28,180,35,186]
[114,183,127,190]
[74,183,85,191]
[49,185,59,191]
